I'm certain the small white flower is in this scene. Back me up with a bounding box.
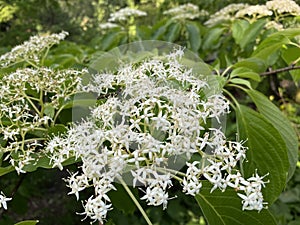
[0,192,12,210]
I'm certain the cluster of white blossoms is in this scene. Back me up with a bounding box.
[206,0,300,26]
[205,3,249,26]
[235,5,273,19]
[108,7,147,22]
[46,48,268,223]
[163,3,209,20]
[0,67,85,174]
[0,32,86,174]
[0,31,68,67]
[266,0,300,16]
[0,192,12,210]
[265,21,284,31]
[99,22,120,30]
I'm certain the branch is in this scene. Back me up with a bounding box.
[260,65,300,76]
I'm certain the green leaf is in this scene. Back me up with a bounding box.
[229,78,253,89]
[230,68,261,82]
[251,28,300,66]
[195,181,277,225]
[14,221,39,225]
[236,105,289,204]
[0,166,14,176]
[246,89,298,180]
[233,58,267,73]
[272,28,300,38]
[281,47,300,82]
[152,19,172,40]
[232,20,249,45]
[232,19,265,50]
[252,35,289,65]
[166,23,181,42]
[43,103,55,119]
[186,21,201,52]
[202,28,224,50]
[101,31,122,51]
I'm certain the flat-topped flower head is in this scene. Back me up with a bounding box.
[108,7,147,22]
[266,0,300,16]
[205,3,249,26]
[0,31,68,67]
[45,42,268,223]
[163,3,208,20]
[235,5,273,18]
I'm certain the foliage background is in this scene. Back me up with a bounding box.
[0,0,299,225]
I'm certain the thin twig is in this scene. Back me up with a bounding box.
[260,65,300,76]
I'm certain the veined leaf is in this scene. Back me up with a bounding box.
[233,58,267,73]
[186,21,201,52]
[236,105,289,204]
[196,181,277,225]
[229,78,252,89]
[14,220,39,225]
[166,23,181,42]
[252,28,300,66]
[232,19,265,50]
[202,28,224,50]
[281,47,300,82]
[0,165,14,176]
[246,89,298,180]
[230,67,261,82]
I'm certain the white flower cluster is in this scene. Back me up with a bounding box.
[108,7,147,22]
[0,67,85,174]
[266,0,300,16]
[265,21,284,30]
[0,192,11,210]
[163,3,209,20]
[99,22,120,30]
[46,48,268,223]
[235,5,273,18]
[206,0,300,26]
[205,3,249,26]
[0,31,68,67]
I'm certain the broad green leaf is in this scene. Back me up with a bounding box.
[229,78,252,89]
[242,20,265,50]
[281,47,300,82]
[14,220,39,225]
[0,165,14,176]
[43,103,55,119]
[101,31,122,51]
[252,28,300,66]
[272,28,300,38]
[202,28,224,50]
[186,21,201,52]
[246,89,298,180]
[252,35,289,65]
[232,20,265,50]
[236,105,289,204]
[166,23,181,42]
[233,58,267,73]
[195,181,277,225]
[230,68,261,82]
[152,19,172,40]
[232,20,249,46]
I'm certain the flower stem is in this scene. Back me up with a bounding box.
[118,177,153,225]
